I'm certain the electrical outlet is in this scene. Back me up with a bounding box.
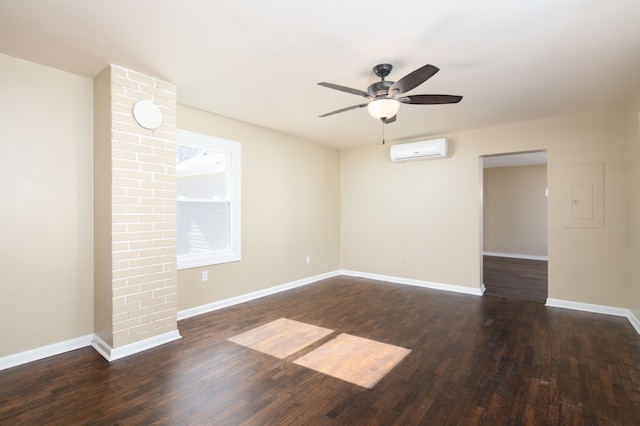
[202,271,208,282]
[306,256,311,264]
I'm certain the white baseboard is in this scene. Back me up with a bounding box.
[627,310,640,334]
[546,298,640,334]
[483,251,548,261]
[1,272,340,370]
[340,269,484,296]
[0,334,93,371]
[4,271,638,371]
[177,270,342,321]
[546,298,629,316]
[92,330,182,362]
[177,270,483,324]
[91,334,111,361]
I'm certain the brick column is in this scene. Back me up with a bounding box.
[93,65,180,360]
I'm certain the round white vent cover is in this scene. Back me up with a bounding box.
[132,100,163,130]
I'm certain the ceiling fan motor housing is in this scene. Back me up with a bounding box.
[368,80,393,98]
[369,64,394,98]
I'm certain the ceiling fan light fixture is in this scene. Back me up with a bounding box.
[367,99,400,121]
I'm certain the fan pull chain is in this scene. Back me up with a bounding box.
[381,120,385,145]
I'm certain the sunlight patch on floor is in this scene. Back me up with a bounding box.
[228,318,411,389]
[227,318,334,359]
[294,333,411,389]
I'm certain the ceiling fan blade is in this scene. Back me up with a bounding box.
[388,64,439,97]
[318,82,369,98]
[319,103,369,117]
[399,94,463,104]
[383,115,396,124]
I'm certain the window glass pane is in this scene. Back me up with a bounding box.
[177,146,228,200]
[177,201,230,256]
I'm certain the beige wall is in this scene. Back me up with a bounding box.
[0,54,340,357]
[175,105,341,310]
[341,142,481,288]
[1,50,637,361]
[628,91,640,319]
[483,164,547,256]
[93,66,113,346]
[0,53,94,357]
[342,109,629,307]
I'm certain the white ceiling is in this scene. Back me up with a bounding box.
[1,1,639,149]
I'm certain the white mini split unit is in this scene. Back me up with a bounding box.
[389,138,449,162]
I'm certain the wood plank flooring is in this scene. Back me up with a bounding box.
[483,255,548,303]
[2,276,639,425]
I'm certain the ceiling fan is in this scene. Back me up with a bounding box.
[318,63,462,124]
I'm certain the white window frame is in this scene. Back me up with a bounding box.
[176,129,241,270]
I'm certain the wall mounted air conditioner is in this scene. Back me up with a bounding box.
[390,138,449,162]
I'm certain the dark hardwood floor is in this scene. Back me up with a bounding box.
[483,255,548,303]
[2,276,639,425]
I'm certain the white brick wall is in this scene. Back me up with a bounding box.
[108,65,178,348]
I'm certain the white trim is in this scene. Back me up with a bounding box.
[627,310,640,334]
[483,251,548,261]
[92,330,182,362]
[546,298,640,334]
[340,270,484,296]
[4,274,638,371]
[545,298,628,316]
[91,334,112,361]
[177,271,342,320]
[0,334,93,371]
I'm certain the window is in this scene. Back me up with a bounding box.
[176,130,241,269]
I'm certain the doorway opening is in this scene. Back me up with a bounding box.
[481,151,548,303]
